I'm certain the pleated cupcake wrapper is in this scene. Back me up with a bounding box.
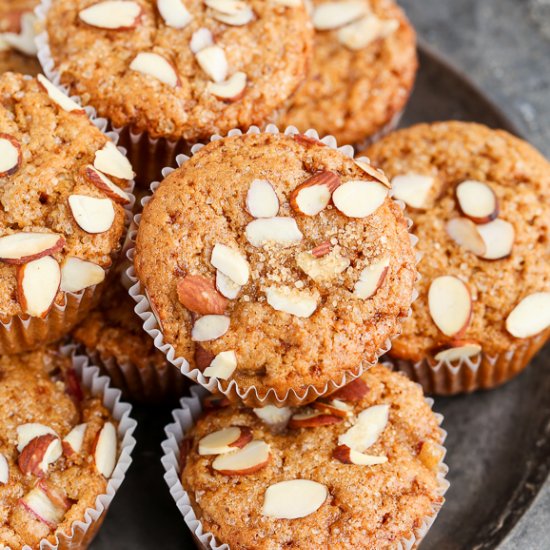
[124,123,420,407]
[388,327,550,396]
[12,344,138,550]
[160,378,449,550]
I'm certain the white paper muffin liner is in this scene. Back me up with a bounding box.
[160,377,449,550]
[124,123,420,407]
[10,343,138,550]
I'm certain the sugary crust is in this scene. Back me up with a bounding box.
[135,132,416,400]
[365,121,550,360]
[181,365,444,549]
[0,349,114,549]
[280,0,417,146]
[0,73,128,318]
[45,0,313,142]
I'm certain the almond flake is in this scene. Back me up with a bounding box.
[211,243,250,285]
[0,453,8,485]
[506,292,550,338]
[212,440,270,475]
[456,180,498,224]
[190,27,213,53]
[37,75,85,115]
[338,404,389,452]
[338,15,398,50]
[312,0,367,30]
[0,232,64,265]
[354,256,390,299]
[332,180,388,218]
[0,133,22,176]
[265,286,318,318]
[354,159,390,187]
[195,45,228,83]
[208,72,247,101]
[246,179,279,218]
[434,343,482,362]
[428,275,472,337]
[446,217,486,257]
[262,480,328,519]
[94,422,117,478]
[296,248,350,282]
[476,219,515,260]
[83,165,131,204]
[191,315,230,341]
[390,173,434,209]
[2,12,38,56]
[198,426,251,454]
[290,171,340,216]
[17,256,61,318]
[158,0,193,28]
[216,270,242,299]
[60,257,105,293]
[68,195,115,234]
[94,141,135,180]
[253,406,292,430]
[79,0,142,29]
[130,52,180,87]
[246,217,303,247]
[203,350,237,379]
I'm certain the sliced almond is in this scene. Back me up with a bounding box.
[0,133,22,176]
[198,426,252,455]
[0,453,8,485]
[177,274,228,315]
[79,0,142,29]
[68,194,115,234]
[262,479,328,519]
[312,399,354,418]
[206,0,254,25]
[312,0,367,30]
[446,217,487,257]
[190,27,214,53]
[289,410,343,428]
[204,0,247,13]
[37,75,85,115]
[338,404,389,452]
[246,179,279,218]
[506,292,550,338]
[17,424,57,452]
[253,406,292,431]
[94,141,135,180]
[246,217,303,247]
[428,275,472,337]
[296,247,350,283]
[94,422,117,478]
[354,256,390,299]
[208,72,248,101]
[272,0,302,5]
[60,257,105,293]
[390,173,434,209]
[212,440,270,475]
[266,286,318,318]
[476,219,515,260]
[20,485,67,527]
[333,444,387,465]
[2,12,38,56]
[17,256,61,318]
[211,243,250,285]
[330,377,369,402]
[195,45,228,83]
[158,0,193,28]
[130,52,180,87]
[333,180,388,218]
[191,315,230,341]
[338,15,398,51]
[354,159,390,188]
[82,165,130,205]
[18,434,62,477]
[456,180,498,224]
[62,424,87,456]
[434,343,482,363]
[0,232,64,265]
[203,350,237,379]
[216,270,242,299]
[290,171,340,216]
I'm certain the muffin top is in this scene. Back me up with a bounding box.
[366,121,550,362]
[280,0,417,146]
[45,0,313,142]
[0,349,119,549]
[0,72,133,321]
[181,365,446,549]
[135,131,417,405]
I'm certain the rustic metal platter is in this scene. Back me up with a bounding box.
[90,45,550,550]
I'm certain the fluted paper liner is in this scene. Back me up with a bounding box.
[160,379,449,550]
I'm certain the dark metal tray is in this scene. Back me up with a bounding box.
[91,45,550,549]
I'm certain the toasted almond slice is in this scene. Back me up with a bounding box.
[20,486,66,527]
[2,12,38,56]
[195,45,228,83]
[60,257,105,293]
[17,256,61,318]
[290,171,340,216]
[338,15,398,50]
[338,404,389,452]
[296,248,350,283]
[253,406,292,431]
[211,243,250,285]
[272,0,302,5]
[158,0,193,28]
[130,52,180,87]
[62,423,87,456]
[428,275,472,337]
[0,232,64,265]
[212,440,270,475]
[354,256,390,299]
[312,399,354,418]
[434,343,482,362]
[333,180,388,218]
[94,422,117,478]
[390,173,434,209]
[190,27,213,53]
[262,479,328,519]
[354,159,390,188]
[204,0,247,13]
[246,217,303,247]
[476,219,515,260]
[208,71,247,101]
[330,377,369,402]
[333,444,387,465]
[17,424,57,452]
[266,286,318,318]
[312,0,367,30]
[198,426,252,455]
[211,6,254,25]
[192,315,230,341]
[94,141,135,180]
[68,194,115,234]
[0,133,22,176]
[506,292,550,338]
[446,217,486,256]
[456,180,498,224]
[82,165,130,205]
[18,434,62,477]
[246,179,279,218]
[177,274,228,315]
[37,75,85,115]
[216,270,241,299]
[203,350,237,379]
[289,410,343,428]
[79,0,142,29]
[0,453,8,485]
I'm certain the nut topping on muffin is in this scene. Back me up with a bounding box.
[289,409,343,428]
[37,74,86,115]
[0,233,65,265]
[130,52,181,87]
[212,440,270,474]
[94,422,118,478]
[0,133,22,176]
[353,256,390,299]
[60,258,106,294]
[158,0,194,28]
[428,275,472,338]
[0,453,8,485]
[391,173,434,209]
[79,0,143,30]
[68,195,116,234]
[198,426,253,454]
[17,257,61,318]
[312,0,367,30]
[177,274,229,315]
[289,170,341,216]
[246,179,279,218]
[455,180,499,223]
[506,292,550,339]
[203,350,238,379]
[93,141,136,180]
[262,479,328,519]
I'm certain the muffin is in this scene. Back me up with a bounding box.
[39,0,314,184]
[365,121,550,394]
[131,128,417,406]
[72,263,187,404]
[0,72,134,354]
[0,347,136,549]
[162,365,448,549]
[279,0,417,147]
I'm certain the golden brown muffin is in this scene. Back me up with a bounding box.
[280,0,417,146]
[365,121,550,392]
[180,365,446,549]
[0,348,119,549]
[134,131,417,406]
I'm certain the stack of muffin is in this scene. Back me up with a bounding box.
[0,0,548,548]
